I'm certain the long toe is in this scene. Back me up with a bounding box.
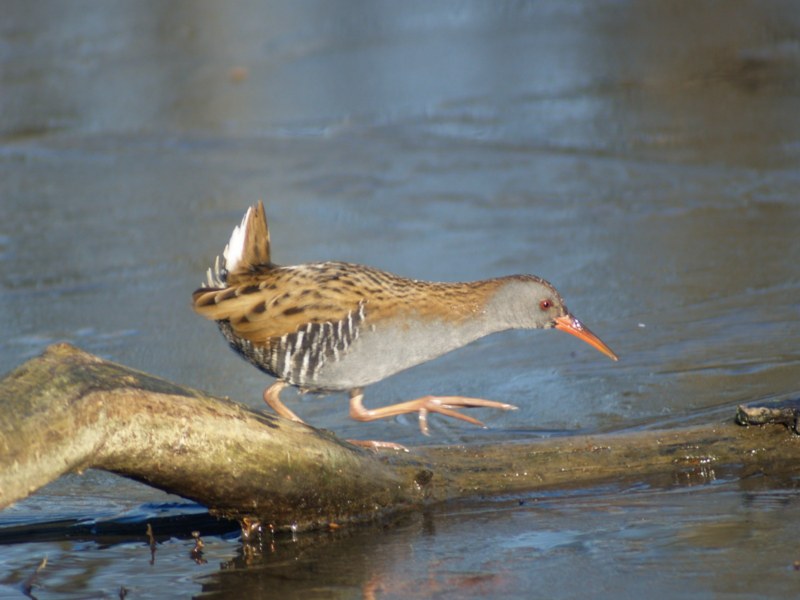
[348,390,517,435]
[417,401,487,431]
[421,395,518,411]
[414,395,519,434]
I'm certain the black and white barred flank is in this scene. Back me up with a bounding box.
[218,301,366,391]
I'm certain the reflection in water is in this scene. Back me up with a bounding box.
[2,1,800,598]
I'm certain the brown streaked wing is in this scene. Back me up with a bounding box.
[192,267,367,344]
[193,261,507,343]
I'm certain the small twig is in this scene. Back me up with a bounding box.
[240,517,263,545]
[146,523,157,565]
[21,556,47,599]
[190,530,206,564]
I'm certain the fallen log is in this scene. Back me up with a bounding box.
[0,343,796,531]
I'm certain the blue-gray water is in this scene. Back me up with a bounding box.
[2,1,800,598]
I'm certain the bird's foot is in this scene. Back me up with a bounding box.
[412,396,518,435]
[349,390,517,436]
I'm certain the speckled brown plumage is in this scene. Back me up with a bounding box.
[194,261,521,342]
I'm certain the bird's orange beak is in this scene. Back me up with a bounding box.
[555,315,618,361]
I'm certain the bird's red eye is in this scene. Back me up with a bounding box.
[539,299,552,311]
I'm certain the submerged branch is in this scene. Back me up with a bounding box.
[1,344,797,530]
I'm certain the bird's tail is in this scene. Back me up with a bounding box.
[202,200,273,288]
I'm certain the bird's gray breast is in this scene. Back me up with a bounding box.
[310,314,495,390]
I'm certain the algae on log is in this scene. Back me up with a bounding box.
[0,344,798,530]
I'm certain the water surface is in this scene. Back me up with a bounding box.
[2,1,800,598]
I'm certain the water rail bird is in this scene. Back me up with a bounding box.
[192,202,618,440]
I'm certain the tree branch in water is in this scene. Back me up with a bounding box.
[1,344,796,530]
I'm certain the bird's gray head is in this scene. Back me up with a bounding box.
[490,275,618,361]
[487,275,567,328]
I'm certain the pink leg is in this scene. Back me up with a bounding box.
[263,382,407,451]
[263,381,305,423]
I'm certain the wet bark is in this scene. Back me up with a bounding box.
[1,343,797,531]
